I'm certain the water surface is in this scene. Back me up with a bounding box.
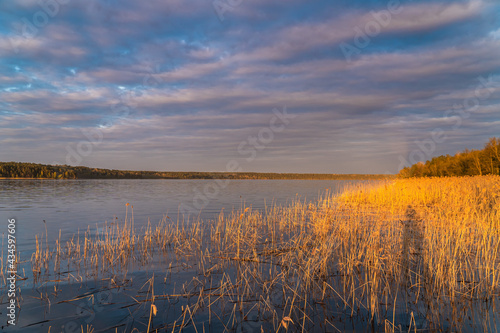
[0,179,367,253]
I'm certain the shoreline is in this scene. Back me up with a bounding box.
[0,176,390,180]
[0,177,53,180]
[0,162,394,180]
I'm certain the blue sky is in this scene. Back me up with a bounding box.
[1,0,499,173]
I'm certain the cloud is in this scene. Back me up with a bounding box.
[0,0,499,173]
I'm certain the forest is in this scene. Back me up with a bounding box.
[398,137,500,178]
[0,162,390,180]
[4,138,498,180]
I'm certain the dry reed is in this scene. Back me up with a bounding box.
[4,176,498,332]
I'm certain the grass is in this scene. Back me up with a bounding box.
[2,176,499,332]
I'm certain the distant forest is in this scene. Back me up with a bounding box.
[399,137,500,178]
[0,162,391,180]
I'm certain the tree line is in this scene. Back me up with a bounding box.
[398,137,500,178]
[0,162,391,180]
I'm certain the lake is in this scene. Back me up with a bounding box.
[0,179,365,258]
[1,179,376,332]
[1,179,498,332]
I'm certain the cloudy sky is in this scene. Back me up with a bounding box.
[1,0,499,173]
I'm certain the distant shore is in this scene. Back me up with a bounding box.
[0,175,390,180]
[0,162,394,180]
[0,177,49,180]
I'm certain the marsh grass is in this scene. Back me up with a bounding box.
[3,176,499,332]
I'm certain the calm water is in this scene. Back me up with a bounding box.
[0,179,368,254]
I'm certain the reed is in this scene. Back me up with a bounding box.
[12,176,500,332]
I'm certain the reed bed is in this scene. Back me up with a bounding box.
[3,176,500,332]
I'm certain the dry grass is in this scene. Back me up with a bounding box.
[5,176,499,332]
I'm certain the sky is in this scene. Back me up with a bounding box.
[0,0,499,174]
